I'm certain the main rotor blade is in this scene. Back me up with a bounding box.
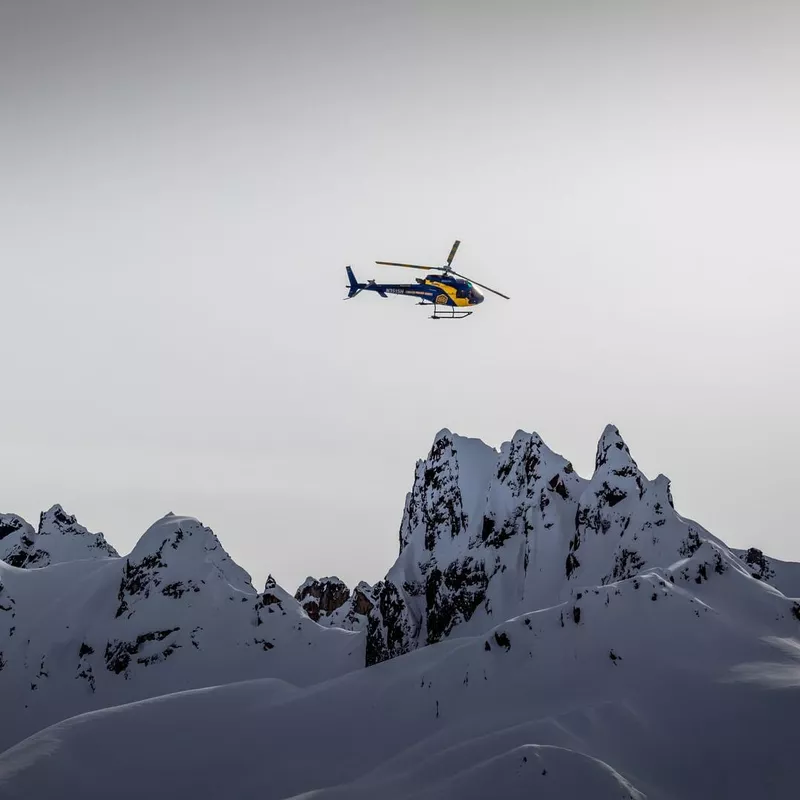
[451,270,510,299]
[375,261,437,271]
[446,239,460,266]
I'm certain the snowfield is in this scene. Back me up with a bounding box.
[1,424,799,798]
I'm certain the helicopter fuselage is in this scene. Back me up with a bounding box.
[381,276,484,307]
[346,267,484,308]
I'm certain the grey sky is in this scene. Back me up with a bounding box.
[2,1,799,592]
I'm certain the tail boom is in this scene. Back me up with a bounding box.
[345,266,389,298]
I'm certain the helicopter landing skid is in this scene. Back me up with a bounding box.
[431,308,473,320]
[416,301,472,319]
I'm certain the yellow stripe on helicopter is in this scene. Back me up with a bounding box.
[426,280,472,307]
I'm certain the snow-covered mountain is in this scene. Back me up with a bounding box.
[2,524,799,799]
[0,512,362,752]
[1,422,799,799]
[0,504,118,567]
[362,425,786,665]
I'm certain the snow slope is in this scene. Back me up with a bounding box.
[0,512,362,752]
[1,543,799,799]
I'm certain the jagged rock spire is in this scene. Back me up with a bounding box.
[594,424,638,472]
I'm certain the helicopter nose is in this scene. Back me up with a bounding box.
[470,289,484,304]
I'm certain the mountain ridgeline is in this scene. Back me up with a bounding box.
[1,424,799,758]
[354,425,800,664]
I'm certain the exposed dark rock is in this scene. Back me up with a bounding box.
[608,549,645,583]
[115,546,168,618]
[0,516,25,542]
[366,581,415,666]
[741,548,776,582]
[425,557,488,644]
[679,530,702,558]
[162,580,201,599]
[352,585,375,616]
[595,425,637,471]
[565,552,580,578]
[104,628,180,675]
[595,482,627,508]
[295,577,350,622]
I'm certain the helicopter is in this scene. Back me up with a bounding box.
[344,239,509,319]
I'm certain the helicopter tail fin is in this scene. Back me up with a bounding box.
[345,266,365,298]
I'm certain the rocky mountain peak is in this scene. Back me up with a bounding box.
[1,505,117,568]
[362,422,764,666]
[38,504,119,555]
[398,429,463,555]
[115,514,255,621]
[38,504,79,533]
[0,513,34,543]
[594,424,638,473]
[398,429,497,557]
[308,580,376,633]
[127,514,249,581]
[351,581,377,614]
[295,576,350,622]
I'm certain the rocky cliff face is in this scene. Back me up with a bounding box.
[362,432,491,665]
[295,576,351,622]
[361,424,793,666]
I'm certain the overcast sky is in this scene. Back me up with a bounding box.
[2,0,798,592]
